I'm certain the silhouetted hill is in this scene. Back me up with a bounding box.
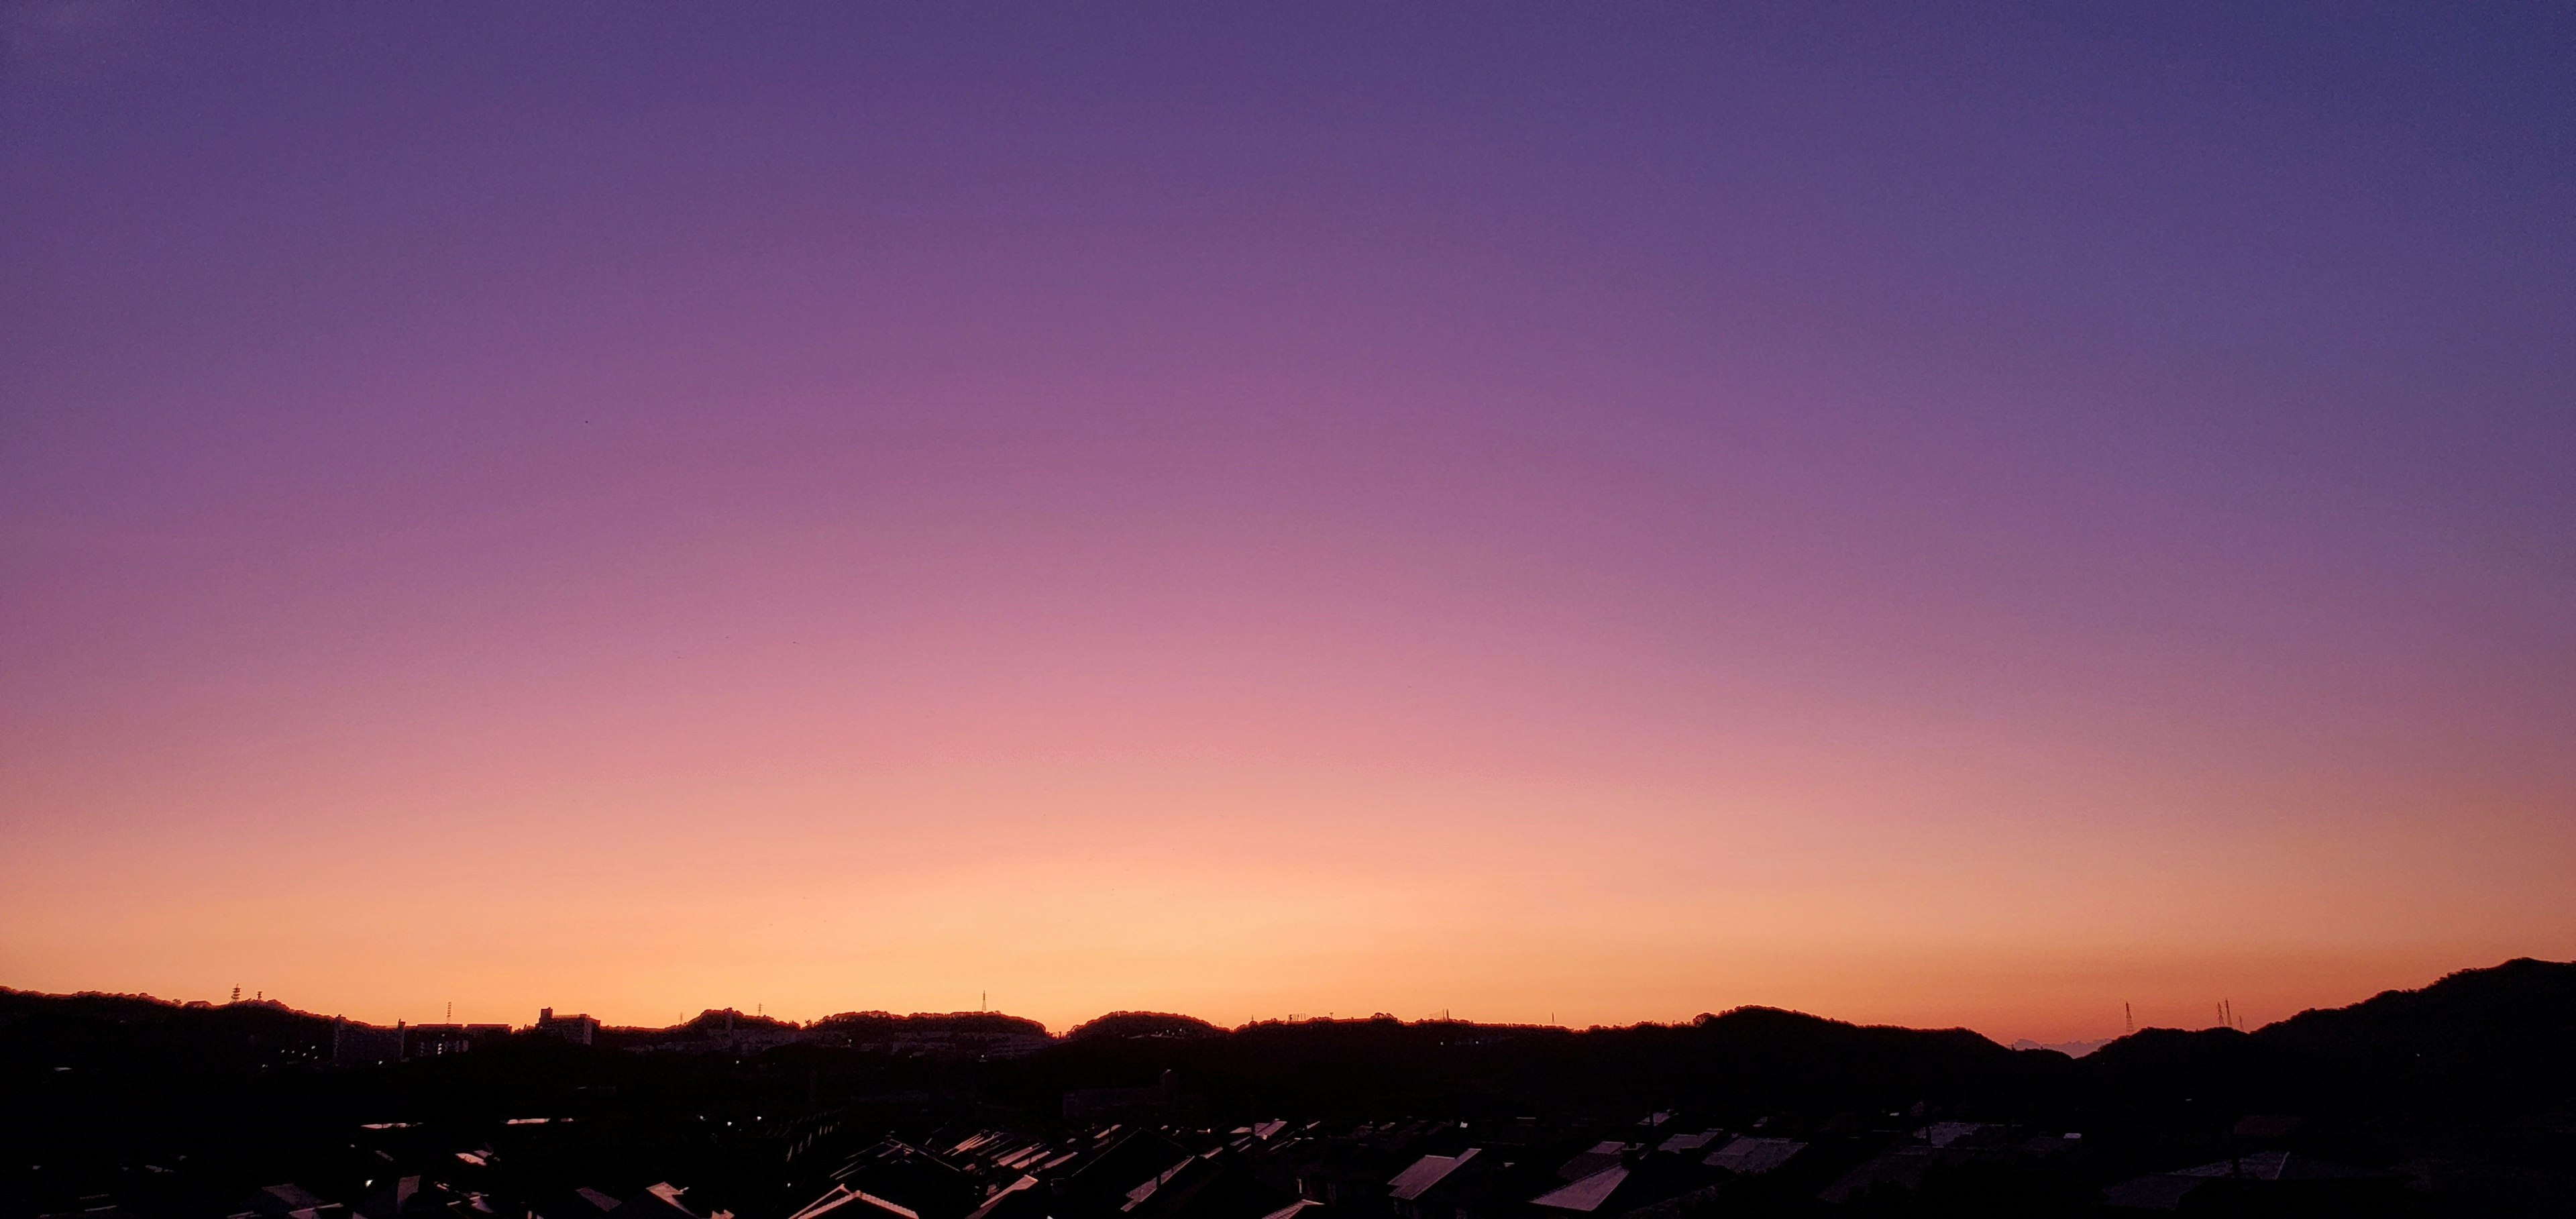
[2262,957,2576,1057]
[684,1008,800,1034]
[995,1007,2049,1121]
[0,988,335,1075]
[2073,957,2576,1117]
[1064,1011,1227,1041]
[812,1010,1051,1039]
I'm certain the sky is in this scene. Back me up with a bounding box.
[2,2,2571,1041]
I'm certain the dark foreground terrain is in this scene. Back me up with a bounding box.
[5,959,2572,1218]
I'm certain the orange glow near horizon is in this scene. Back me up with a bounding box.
[7,705,2566,1041]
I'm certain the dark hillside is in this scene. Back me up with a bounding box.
[2072,957,2576,1118]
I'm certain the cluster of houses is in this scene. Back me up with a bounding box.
[759,1106,2411,1219]
[40,1102,2420,1219]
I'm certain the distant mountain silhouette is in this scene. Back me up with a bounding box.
[2263,956,2576,1057]
[11,957,2572,1112]
[2074,957,2576,1116]
[0,988,334,1076]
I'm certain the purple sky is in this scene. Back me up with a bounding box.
[3,3,2571,1034]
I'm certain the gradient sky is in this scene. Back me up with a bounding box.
[3,3,2571,1041]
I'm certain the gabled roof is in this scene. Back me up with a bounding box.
[961,1177,1041,1219]
[1387,1149,1481,1201]
[1530,1166,1627,1213]
[610,1184,708,1219]
[1554,1143,1628,1181]
[1124,1154,1210,1210]
[786,1187,921,1219]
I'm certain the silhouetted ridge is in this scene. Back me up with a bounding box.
[1693,1005,2010,1053]
[1,987,337,1077]
[682,1008,798,1034]
[2260,956,2576,1051]
[1064,1011,1225,1041]
[810,1010,1049,1037]
[2075,957,2576,1114]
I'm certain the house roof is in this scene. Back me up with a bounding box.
[967,1178,1037,1219]
[786,1187,922,1219]
[1387,1149,1480,1201]
[1530,1166,1628,1213]
[1255,1202,1326,1219]
[610,1183,708,1219]
[1705,1137,1804,1175]
[1554,1143,1629,1181]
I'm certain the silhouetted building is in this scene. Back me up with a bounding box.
[402,1022,508,1058]
[537,1006,600,1045]
[331,1018,403,1066]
